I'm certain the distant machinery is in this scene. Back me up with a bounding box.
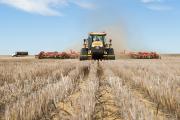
[13,51,28,57]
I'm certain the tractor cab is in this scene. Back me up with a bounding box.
[89,32,106,44]
[87,32,106,48]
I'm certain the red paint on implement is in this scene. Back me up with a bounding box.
[37,50,79,59]
[130,52,160,59]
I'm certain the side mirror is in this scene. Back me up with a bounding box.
[109,39,112,48]
[109,39,112,43]
[83,39,87,48]
[83,39,86,44]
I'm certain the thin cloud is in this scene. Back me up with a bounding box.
[141,0,163,4]
[0,0,94,16]
[72,1,94,9]
[140,0,173,11]
[147,5,172,11]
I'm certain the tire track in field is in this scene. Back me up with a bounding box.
[111,66,177,120]
[49,64,91,120]
[93,62,122,120]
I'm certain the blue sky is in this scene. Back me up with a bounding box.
[0,0,179,54]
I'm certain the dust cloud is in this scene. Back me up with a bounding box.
[66,4,130,52]
[67,21,129,53]
[97,22,128,52]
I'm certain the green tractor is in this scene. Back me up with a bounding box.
[80,32,115,60]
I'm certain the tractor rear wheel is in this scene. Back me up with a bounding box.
[107,48,115,60]
[80,48,88,61]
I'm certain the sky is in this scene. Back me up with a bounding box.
[0,0,179,55]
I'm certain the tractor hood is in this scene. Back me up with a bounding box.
[92,41,103,47]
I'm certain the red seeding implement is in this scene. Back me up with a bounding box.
[130,52,160,59]
[37,50,79,59]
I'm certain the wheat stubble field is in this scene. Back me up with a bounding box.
[0,56,179,120]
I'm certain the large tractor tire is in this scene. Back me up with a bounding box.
[106,48,115,60]
[80,48,88,61]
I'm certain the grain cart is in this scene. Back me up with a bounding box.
[80,32,115,60]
